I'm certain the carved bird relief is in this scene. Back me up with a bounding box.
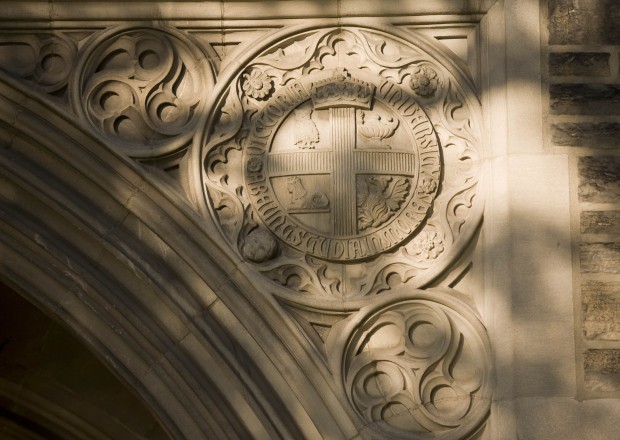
[293,107,320,149]
[357,110,399,146]
[357,175,410,231]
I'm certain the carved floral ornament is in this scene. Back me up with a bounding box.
[198,26,484,298]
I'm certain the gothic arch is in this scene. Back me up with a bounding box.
[0,74,359,439]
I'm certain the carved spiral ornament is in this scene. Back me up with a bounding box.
[0,34,76,94]
[74,27,212,157]
[342,296,491,439]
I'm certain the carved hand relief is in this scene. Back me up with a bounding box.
[199,26,483,298]
[332,292,492,439]
[72,26,213,157]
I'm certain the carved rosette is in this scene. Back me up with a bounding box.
[198,25,484,298]
[73,26,213,157]
[333,292,491,439]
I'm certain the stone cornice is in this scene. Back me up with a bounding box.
[0,0,496,22]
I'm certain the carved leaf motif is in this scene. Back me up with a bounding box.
[205,86,244,153]
[259,30,330,70]
[357,176,410,231]
[357,262,421,296]
[358,30,422,67]
[208,187,243,240]
[447,183,477,235]
[440,80,477,144]
[306,257,342,297]
[261,264,325,296]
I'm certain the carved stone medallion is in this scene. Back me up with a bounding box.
[197,25,484,297]
[0,33,77,95]
[244,68,440,262]
[330,290,492,440]
[73,26,213,157]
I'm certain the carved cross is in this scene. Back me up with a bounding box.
[267,102,416,237]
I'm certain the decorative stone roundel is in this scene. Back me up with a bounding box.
[197,25,484,298]
[337,292,492,439]
[73,26,213,157]
[0,33,77,94]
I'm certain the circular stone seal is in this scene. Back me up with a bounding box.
[243,69,441,262]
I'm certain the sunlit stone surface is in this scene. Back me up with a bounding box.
[0,1,619,439]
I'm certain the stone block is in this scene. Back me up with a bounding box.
[580,243,620,274]
[550,84,620,115]
[582,281,620,340]
[549,52,610,77]
[549,0,620,45]
[581,211,620,234]
[516,397,620,440]
[578,156,620,203]
[552,122,620,148]
[583,349,620,392]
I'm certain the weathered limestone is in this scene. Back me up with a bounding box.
[548,0,620,405]
[549,52,610,77]
[549,84,620,115]
[551,122,620,148]
[549,0,620,45]
[581,211,620,235]
[578,156,620,203]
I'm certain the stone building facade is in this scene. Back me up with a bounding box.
[0,1,618,439]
